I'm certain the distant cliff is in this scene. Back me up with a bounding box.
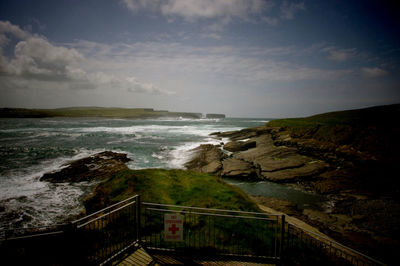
[0,107,203,119]
[206,113,225,118]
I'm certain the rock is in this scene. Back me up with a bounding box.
[221,158,257,179]
[212,126,270,141]
[223,140,256,152]
[254,154,309,172]
[184,144,226,174]
[40,151,131,183]
[262,161,329,182]
[251,196,300,216]
[201,160,222,174]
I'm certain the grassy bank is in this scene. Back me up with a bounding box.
[84,168,259,213]
[267,104,400,153]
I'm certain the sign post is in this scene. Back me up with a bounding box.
[164,213,183,242]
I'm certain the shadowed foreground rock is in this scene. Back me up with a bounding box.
[40,151,131,183]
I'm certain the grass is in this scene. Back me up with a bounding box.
[266,104,400,151]
[83,169,277,257]
[84,168,260,213]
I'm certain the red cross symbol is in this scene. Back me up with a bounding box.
[168,224,179,235]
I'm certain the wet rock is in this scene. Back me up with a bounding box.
[40,151,131,183]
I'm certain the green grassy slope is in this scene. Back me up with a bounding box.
[267,104,400,154]
[84,169,259,213]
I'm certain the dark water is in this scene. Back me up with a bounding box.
[224,178,328,211]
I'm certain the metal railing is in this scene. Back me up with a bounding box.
[0,195,386,265]
[141,202,284,262]
[284,222,386,266]
[0,195,140,265]
[72,195,140,265]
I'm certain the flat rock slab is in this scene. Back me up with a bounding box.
[261,161,329,182]
[184,144,226,174]
[221,158,257,178]
[254,154,310,172]
[40,151,131,183]
[223,140,256,152]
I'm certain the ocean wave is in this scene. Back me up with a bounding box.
[0,149,106,228]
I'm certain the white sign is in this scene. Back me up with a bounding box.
[164,213,183,242]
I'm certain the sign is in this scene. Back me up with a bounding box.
[164,213,183,242]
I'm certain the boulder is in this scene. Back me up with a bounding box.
[211,126,270,141]
[184,144,226,174]
[254,154,309,172]
[40,151,131,183]
[221,158,257,179]
[261,161,329,182]
[223,140,256,152]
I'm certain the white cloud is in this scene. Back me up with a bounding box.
[0,20,31,47]
[280,1,305,20]
[0,21,171,95]
[123,0,270,21]
[361,67,388,78]
[72,40,353,83]
[122,0,307,35]
[323,47,357,62]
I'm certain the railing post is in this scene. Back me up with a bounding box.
[280,215,285,260]
[136,195,141,243]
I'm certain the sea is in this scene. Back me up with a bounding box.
[0,117,325,229]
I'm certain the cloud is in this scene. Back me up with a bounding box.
[8,37,84,81]
[73,40,353,83]
[0,21,170,95]
[123,0,270,21]
[90,72,173,95]
[361,67,388,78]
[323,47,357,62]
[0,20,31,47]
[122,0,306,36]
[262,16,279,26]
[280,1,305,20]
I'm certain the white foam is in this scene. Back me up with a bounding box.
[0,149,105,228]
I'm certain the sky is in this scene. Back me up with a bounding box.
[0,0,399,118]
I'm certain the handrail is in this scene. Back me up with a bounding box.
[142,201,281,216]
[77,200,136,228]
[286,221,386,266]
[144,206,277,221]
[73,194,139,224]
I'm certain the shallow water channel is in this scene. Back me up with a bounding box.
[224,178,328,211]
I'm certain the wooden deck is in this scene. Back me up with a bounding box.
[115,247,275,265]
[115,247,160,266]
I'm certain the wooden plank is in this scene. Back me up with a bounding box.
[116,247,155,266]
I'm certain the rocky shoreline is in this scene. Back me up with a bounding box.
[40,151,131,183]
[184,124,400,262]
